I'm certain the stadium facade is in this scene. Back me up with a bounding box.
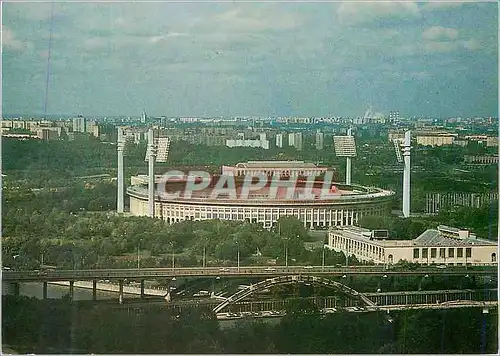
[127,161,395,229]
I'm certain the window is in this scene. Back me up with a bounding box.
[431,248,437,258]
[457,248,463,258]
[448,248,454,258]
[422,248,428,258]
[413,248,420,259]
[466,248,471,258]
[439,248,445,258]
[492,253,496,263]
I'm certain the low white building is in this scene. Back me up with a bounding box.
[328,225,497,266]
[221,161,328,177]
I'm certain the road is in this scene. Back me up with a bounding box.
[3,265,497,282]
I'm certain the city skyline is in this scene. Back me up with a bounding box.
[3,1,498,118]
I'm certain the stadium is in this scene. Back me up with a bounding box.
[126,161,395,229]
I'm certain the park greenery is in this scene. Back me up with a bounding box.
[2,295,498,354]
[2,136,497,271]
[2,135,499,354]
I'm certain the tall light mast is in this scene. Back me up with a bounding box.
[147,128,156,218]
[117,127,125,213]
[346,127,353,185]
[402,130,411,217]
[333,127,357,185]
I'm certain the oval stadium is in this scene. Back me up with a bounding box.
[127,162,395,229]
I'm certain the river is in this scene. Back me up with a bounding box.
[2,282,133,301]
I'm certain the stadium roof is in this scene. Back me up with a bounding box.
[236,161,322,169]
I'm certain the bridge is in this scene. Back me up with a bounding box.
[3,266,496,304]
[3,265,496,282]
[95,287,497,318]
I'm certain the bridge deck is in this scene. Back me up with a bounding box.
[3,266,497,282]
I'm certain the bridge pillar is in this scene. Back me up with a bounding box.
[92,280,97,301]
[12,282,20,297]
[42,282,48,300]
[140,280,145,300]
[119,280,124,304]
[69,281,74,301]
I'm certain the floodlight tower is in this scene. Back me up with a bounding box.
[147,128,156,218]
[346,128,353,185]
[117,127,125,214]
[333,128,357,185]
[402,130,411,217]
[155,137,171,163]
[393,131,411,217]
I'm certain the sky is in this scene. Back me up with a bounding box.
[2,1,498,118]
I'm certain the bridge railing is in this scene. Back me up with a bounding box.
[3,265,497,282]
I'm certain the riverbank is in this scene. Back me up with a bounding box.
[48,281,168,296]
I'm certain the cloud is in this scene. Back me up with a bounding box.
[399,37,483,55]
[2,27,30,52]
[462,38,482,51]
[422,26,459,41]
[420,2,467,11]
[423,40,460,53]
[337,2,420,25]
[83,37,108,51]
[147,32,189,44]
[209,6,302,32]
[2,2,496,118]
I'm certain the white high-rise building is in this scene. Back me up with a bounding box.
[316,130,324,150]
[294,132,303,151]
[72,116,86,133]
[276,133,283,148]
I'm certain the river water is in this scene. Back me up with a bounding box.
[2,282,280,329]
[2,282,132,301]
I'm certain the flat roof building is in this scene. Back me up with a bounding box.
[328,225,497,266]
[221,161,328,177]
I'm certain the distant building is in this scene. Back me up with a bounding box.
[388,130,405,142]
[464,155,499,165]
[416,134,456,147]
[86,121,99,137]
[425,191,498,214]
[73,116,86,133]
[221,160,328,177]
[276,133,283,148]
[36,127,60,140]
[315,130,324,150]
[288,132,303,151]
[141,109,147,124]
[486,136,498,147]
[225,132,270,149]
[388,111,400,124]
[295,132,303,151]
[328,225,497,266]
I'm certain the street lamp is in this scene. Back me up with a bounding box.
[137,239,142,269]
[322,245,326,271]
[203,245,206,268]
[418,274,429,291]
[236,240,240,271]
[283,238,289,268]
[169,242,175,269]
